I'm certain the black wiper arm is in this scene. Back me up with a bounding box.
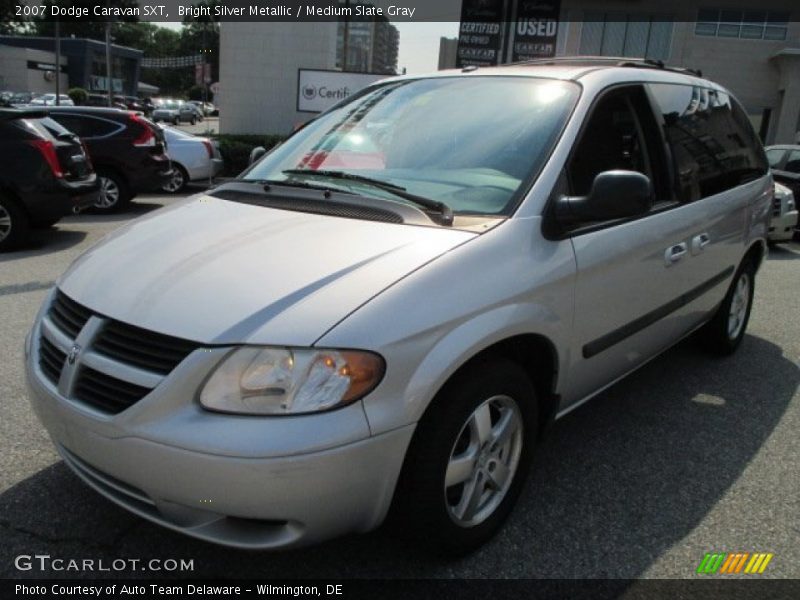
[282,169,454,226]
[252,178,355,195]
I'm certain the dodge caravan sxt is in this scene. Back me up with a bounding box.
[25,58,772,553]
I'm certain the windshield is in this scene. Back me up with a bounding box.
[244,76,579,217]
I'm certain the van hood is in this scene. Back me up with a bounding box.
[59,195,475,345]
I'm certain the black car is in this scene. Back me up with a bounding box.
[47,107,172,212]
[0,108,99,251]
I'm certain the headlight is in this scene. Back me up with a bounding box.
[199,347,385,415]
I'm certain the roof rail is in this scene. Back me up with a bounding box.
[512,55,703,78]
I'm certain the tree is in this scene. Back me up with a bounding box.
[67,87,88,105]
[180,1,221,84]
[31,0,140,40]
[0,0,29,34]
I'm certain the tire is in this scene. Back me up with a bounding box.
[0,192,31,252]
[173,117,179,126]
[162,164,188,193]
[389,358,538,555]
[94,169,131,213]
[699,258,756,355]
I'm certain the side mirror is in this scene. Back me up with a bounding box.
[249,146,267,165]
[555,170,653,224]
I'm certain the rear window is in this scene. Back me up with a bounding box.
[648,83,768,201]
[50,114,121,138]
[17,116,72,140]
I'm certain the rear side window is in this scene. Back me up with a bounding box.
[766,148,786,168]
[16,117,70,141]
[785,150,800,174]
[648,83,768,202]
[50,114,121,138]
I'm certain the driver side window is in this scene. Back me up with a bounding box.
[567,86,666,203]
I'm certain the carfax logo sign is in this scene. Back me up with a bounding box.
[696,552,775,574]
[511,0,561,61]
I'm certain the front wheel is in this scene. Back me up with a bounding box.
[389,358,537,554]
[700,259,756,355]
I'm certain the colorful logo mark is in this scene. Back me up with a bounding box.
[697,552,774,574]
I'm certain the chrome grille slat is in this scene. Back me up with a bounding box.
[38,289,200,415]
[39,336,66,384]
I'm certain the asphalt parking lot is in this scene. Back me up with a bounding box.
[1,192,798,580]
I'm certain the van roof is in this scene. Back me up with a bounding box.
[401,56,715,88]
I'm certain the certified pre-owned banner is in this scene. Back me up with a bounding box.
[455,0,508,68]
[511,0,560,62]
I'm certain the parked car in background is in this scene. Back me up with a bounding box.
[766,144,800,199]
[159,126,223,192]
[25,60,772,552]
[30,94,75,107]
[189,100,216,117]
[765,144,800,238]
[768,182,797,243]
[47,107,172,212]
[152,100,199,125]
[9,92,37,106]
[0,107,98,250]
[84,94,127,110]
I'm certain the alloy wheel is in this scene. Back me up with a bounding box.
[444,395,524,528]
[727,273,750,340]
[0,204,11,242]
[95,176,120,209]
[162,168,185,193]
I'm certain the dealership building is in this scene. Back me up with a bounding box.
[0,36,143,96]
[222,1,799,144]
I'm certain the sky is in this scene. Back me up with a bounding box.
[158,22,459,74]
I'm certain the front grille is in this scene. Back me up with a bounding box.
[39,289,201,415]
[74,366,151,414]
[39,336,66,385]
[49,290,92,339]
[93,320,198,376]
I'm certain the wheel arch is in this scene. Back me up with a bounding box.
[744,238,767,270]
[426,333,561,437]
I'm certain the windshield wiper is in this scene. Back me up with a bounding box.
[252,178,355,195]
[282,169,454,226]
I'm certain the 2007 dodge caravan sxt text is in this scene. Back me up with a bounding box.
[25,59,772,553]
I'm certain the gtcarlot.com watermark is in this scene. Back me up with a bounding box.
[14,554,194,573]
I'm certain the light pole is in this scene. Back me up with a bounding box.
[55,18,61,105]
[105,0,112,106]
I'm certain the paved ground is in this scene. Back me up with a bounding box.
[1,194,798,580]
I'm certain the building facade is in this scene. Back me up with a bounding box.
[0,36,143,97]
[335,5,399,75]
[443,1,799,144]
[0,45,68,94]
[219,22,339,135]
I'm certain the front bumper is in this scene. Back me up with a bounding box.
[25,321,413,549]
[769,209,798,242]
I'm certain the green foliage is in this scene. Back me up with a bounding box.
[67,87,88,105]
[212,135,286,177]
[187,85,204,101]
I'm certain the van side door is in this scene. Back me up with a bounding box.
[556,84,711,410]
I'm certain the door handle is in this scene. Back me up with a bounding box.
[665,242,688,266]
[691,233,711,254]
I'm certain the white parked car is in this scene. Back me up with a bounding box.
[159,126,224,192]
[769,182,797,243]
[30,93,74,106]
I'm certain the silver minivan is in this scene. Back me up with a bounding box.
[25,58,772,553]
